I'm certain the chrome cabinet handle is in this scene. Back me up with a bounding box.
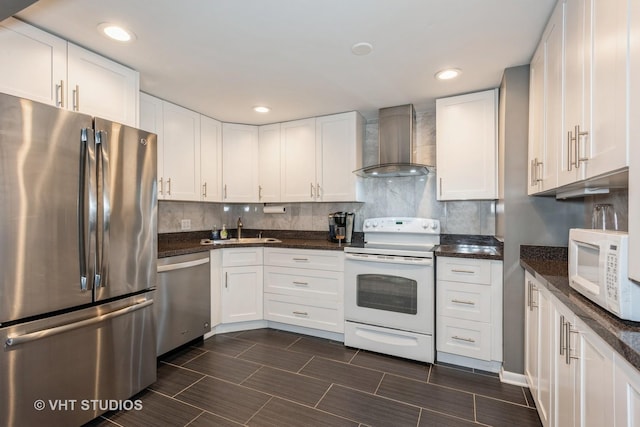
[452,336,476,343]
[292,258,309,262]
[567,323,579,364]
[159,177,164,195]
[560,315,566,356]
[56,80,64,107]
[530,282,538,309]
[202,182,207,197]
[293,311,309,317]
[451,299,475,306]
[293,281,309,287]
[259,185,262,200]
[439,178,443,197]
[451,269,475,274]
[167,178,171,195]
[225,272,228,288]
[310,182,314,198]
[575,124,589,168]
[530,159,536,186]
[224,184,228,199]
[72,84,80,111]
[568,130,574,171]
[536,160,543,183]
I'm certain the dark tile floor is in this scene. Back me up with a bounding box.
[85,328,542,427]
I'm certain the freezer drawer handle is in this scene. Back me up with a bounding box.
[5,299,153,347]
[157,257,210,273]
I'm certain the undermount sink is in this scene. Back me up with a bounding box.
[200,237,282,246]
[438,244,501,256]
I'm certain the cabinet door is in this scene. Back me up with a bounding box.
[221,266,263,323]
[586,0,628,178]
[575,319,615,427]
[258,123,281,203]
[201,115,223,202]
[436,89,498,200]
[614,354,640,427]
[315,112,363,202]
[280,118,317,201]
[525,275,539,392]
[162,102,201,201]
[139,93,165,199]
[67,43,139,126]
[630,0,640,283]
[0,18,67,107]
[554,301,577,427]
[222,123,259,202]
[537,284,553,427]
[528,43,545,195]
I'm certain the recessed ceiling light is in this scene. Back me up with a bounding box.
[98,23,135,42]
[435,68,462,80]
[253,106,270,113]
[351,42,373,56]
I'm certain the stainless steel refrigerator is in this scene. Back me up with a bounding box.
[0,92,157,427]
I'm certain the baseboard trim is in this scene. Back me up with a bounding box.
[500,368,528,387]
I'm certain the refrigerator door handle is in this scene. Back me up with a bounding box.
[79,128,97,291]
[5,299,153,347]
[96,130,110,288]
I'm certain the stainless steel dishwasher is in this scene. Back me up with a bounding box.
[155,252,211,356]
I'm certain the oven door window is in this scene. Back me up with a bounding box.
[356,274,417,315]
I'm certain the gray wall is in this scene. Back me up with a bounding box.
[159,111,495,235]
[497,65,584,374]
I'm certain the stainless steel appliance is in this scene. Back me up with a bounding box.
[344,217,440,362]
[328,211,354,243]
[0,92,157,427]
[156,252,211,356]
[568,228,639,321]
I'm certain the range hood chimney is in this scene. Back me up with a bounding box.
[354,104,432,177]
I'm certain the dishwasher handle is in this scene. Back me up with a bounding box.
[158,257,209,273]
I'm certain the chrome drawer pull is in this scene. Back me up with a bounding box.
[451,299,475,306]
[293,281,309,287]
[292,258,309,262]
[293,311,309,317]
[451,269,475,274]
[452,336,476,343]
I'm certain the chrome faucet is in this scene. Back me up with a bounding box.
[237,217,243,240]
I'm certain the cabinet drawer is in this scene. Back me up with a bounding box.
[264,266,342,301]
[264,248,344,271]
[436,316,491,361]
[264,294,343,333]
[437,280,491,322]
[437,257,491,284]
[222,247,263,267]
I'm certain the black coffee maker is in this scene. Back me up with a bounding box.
[328,212,354,243]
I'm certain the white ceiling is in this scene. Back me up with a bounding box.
[16,0,556,125]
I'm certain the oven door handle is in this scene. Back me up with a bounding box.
[345,252,433,266]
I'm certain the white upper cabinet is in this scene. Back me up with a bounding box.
[0,17,66,107]
[560,0,629,186]
[630,0,640,283]
[436,89,498,200]
[162,102,201,201]
[139,93,165,199]
[528,3,563,195]
[315,112,364,202]
[222,123,259,202]
[280,118,317,202]
[201,116,223,202]
[0,19,139,127]
[67,43,139,127]
[258,123,281,203]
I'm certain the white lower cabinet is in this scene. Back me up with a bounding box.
[263,248,344,333]
[436,258,502,371]
[615,354,640,427]
[525,271,620,427]
[221,248,263,324]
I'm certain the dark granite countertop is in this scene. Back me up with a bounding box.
[520,245,640,371]
[158,229,364,258]
[434,234,504,260]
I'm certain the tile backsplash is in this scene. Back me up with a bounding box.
[158,109,496,235]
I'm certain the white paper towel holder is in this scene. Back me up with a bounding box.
[263,205,286,214]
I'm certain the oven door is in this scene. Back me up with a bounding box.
[344,252,434,334]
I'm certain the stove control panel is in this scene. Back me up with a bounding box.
[363,217,440,234]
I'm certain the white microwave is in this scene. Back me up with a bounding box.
[569,228,640,321]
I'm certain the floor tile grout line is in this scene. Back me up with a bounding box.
[297,354,316,374]
[97,415,124,426]
[182,409,205,427]
[419,406,488,426]
[170,374,208,399]
[238,364,265,386]
[232,342,258,359]
[373,372,386,395]
[244,395,274,425]
[313,382,334,409]
[472,391,539,410]
[285,336,303,350]
[347,348,360,364]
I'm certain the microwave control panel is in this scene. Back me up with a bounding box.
[606,245,619,305]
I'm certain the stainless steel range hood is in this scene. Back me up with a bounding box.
[354,104,432,177]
